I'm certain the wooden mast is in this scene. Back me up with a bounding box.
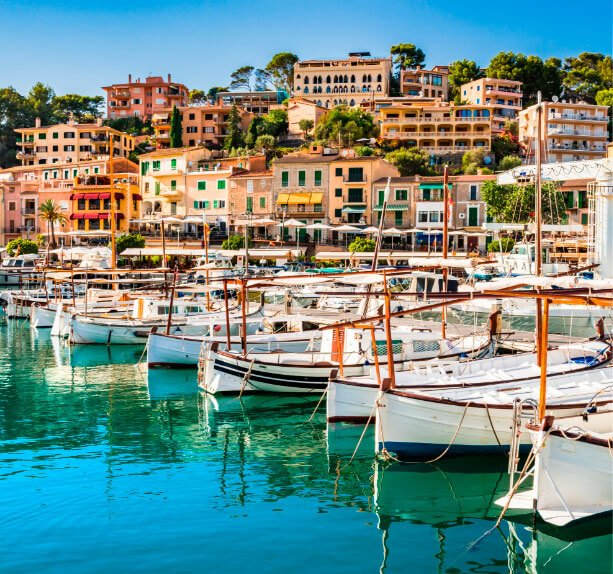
[442,165,449,339]
[535,91,543,363]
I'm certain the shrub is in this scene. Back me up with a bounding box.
[348,237,376,252]
[116,233,145,254]
[488,237,515,253]
[6,238,39,256]
[221,234,252,249]
[498,155,522,171]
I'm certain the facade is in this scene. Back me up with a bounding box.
[559,179,590,227]
[102,74,189,119]
[217,91,285,115]
[461,77,523,132]
[377,99,493,155]
[15,118,134,166]
[227,170,274,234]
[151,105,252,149]
[70,167,140,233]
[139,147,266,232]
[286,97,328,138]
[293,53,392,109]
[400,66,449,100]
[519,100,609,163]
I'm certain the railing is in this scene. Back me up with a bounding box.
[485,87,522,95]
[548,129,605,137]
[382,130,486,137]
[549,113,607,122]
[548,144,606,152]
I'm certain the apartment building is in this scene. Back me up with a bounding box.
[227,170,274,235]
[559,179,590,227]
[15,118,134,167]
[400,66,449,100]
[217,91,286,115]
[519,100,609,162]
[103,74,189,119]
[139,147,266,233]
[70,167,140,234]
[461,78,523,132]
[293,52,392,108]
[151,105,252,149]
[286,97,328,138]
[0,158,133,243]
[377,99,493,155]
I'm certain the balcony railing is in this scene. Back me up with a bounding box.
[548,113,607,122]
[548,144,606,152]
[548,129,605,138]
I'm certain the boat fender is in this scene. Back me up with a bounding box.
[582,405,597,421]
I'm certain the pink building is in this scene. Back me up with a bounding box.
[103,74,189,120]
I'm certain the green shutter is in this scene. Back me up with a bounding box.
[155,182,160,195]
[378,189,385,205]
[246,197,253,212]
[581,213,588,225]
[314,170,322,186]
[395,211,403,225]
[259,197,266,208]
[198,181,206,191]
[171,180,176,190]
[171,158,177,170]
[423,189,431,200]
[281,171,289,187]
[204,201,210,209]
[335,188,342,197]
[194,201,199,209]
[141,161,149,175]
[395,189,407,201]
[94,167,99,174]
[217,180,226,190]
[298,170,306,186]
[52,132,59,139]
[213,200,218,208]
[153,160,160,171]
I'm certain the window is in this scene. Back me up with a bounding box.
[171,158,177,170]
[64,132,75,139]
[72,169,78,178]
[217,179,226,190]
[246,180,254,193]
[52,132,59,139]
[89,198,100,210]
[189,113,195,120]
[152,160,160,171]
[8,201,15,211]
[314,170,322,186]
[281,171,289,187]
[298,171,306,186]
[197,181,206,191]
[335,188,342,198]
[155,181,160,195]
[63,170,69,179]
[246,197,253,212]
[395,211,403,226]
[422,189,431,201]
[418,212,428,223]
[347,188,363,202]
[213,200,218,208]
[395,189,408,201]
[38,133,46,140]
[335,167,342,177]
[259,197,266,208]
[52,145,58,152]
[470,185,478,201]
[581,213,588,225]
[334,208,342,218]
[141,161,149,175]
[186,126,198,133]
[64,145,75,152]
[347,167,363,182]
[170,180,177,191]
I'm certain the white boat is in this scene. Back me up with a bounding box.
[0,253,41,286]
[200,326,492,394]
[328,340,611,423]
[374,367,613,459]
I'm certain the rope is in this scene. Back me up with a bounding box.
[484,401,504,451]
[238,358,255,398]
[307,386,328,423]
[345,399,378,467]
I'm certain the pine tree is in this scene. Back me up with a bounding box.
[169,105,183,148]
[224,105,244,150]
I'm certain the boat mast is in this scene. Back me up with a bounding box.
[442,165,449,339]
[535,91,543,363]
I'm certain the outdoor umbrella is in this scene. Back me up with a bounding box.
[277,219,306,249]
[305,222,332,245]
[334,224,362,248]
[382,227,406,250]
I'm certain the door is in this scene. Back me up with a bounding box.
[468,207,478,227]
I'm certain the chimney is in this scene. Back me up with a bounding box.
[96,117,103,127]
[35,117,41,128]
[168,73,171,83]
[128,73,132,83]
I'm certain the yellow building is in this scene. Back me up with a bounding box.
[70,159,140,233]
[461,77,523,132]
[15,118,134,166]
[400,66,449,100]
[377,99,493,155]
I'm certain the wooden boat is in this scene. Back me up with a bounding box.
[328,340,611,423]
[374,367,613,459]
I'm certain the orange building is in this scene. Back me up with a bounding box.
[400,66,449,100]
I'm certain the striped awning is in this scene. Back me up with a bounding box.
[342,205,366,214]
[373,203,409,211]
[277,192,323,205]
[419,183,453,189]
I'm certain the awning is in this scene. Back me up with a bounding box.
[70,193,84,200]
[277,192,323,205]
[132,194,142,200]
[419,183,453,190]
[373,203,409,211]
[70,213,84,220]
[276,193,290,204]
[152,113,169,121]
[342,205,366,214]
[309,192,323,204]
[98,192,111,200]
[84,193,100,200]
[84,213,100,219]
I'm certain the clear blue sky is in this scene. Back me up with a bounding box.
[1,0,611,97]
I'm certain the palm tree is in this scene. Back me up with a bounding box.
[39,199,67,248]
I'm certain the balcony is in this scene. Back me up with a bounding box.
[112,89,131,98]
[16,151,35,160]
[485,87,522,96]
[18,139,35,147]
[549,129,605,138]
[548,113,607,122]
[111,101,130,109]
[548,144,606,153]
[90,134,108,142]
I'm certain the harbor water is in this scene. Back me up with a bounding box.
[0,322,610,573]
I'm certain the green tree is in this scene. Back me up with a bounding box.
[6,238,38,256]
[390,43,425,74]
[313,106,377,146]
[385,147,432,176]
[0,87,33,167]
[105,116,149,136]
[224,105,244,150]
[265,52,299,92]
[230,66,255,91]
[129,140,153,163]
[498,155,522,171]
[169,105,182,148]
[491,134,521,163]
[254,134,275,152]
[461,149,489,174]
[38,199,67,248]
[189,89,207,104]
[116,233,146,254]
[348,237,375,253]
[448,59,483,101]
[245,116,263,148]
[563,53,612,103]
[206,86,228,103]
[488,238,515,253]
[27,82,55,124]
[298,118,314,140]
[260,108,288,138]
[355,145,374,157]
[52,94,104,122]
[221,234,251,249]
[596,88,613,140]
[254,69,271,91]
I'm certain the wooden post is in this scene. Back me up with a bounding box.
[535,92,543,363]
[442,165,449,340]
[370,326,382,389]
[223,278,232,351]
[204,222,211,311]
[165,265,178,335]
[240,279,248,357]
[71,268,76,308]
[538,297,550,421]
[383,276,396,389]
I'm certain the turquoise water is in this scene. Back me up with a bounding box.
[0,322,610,573]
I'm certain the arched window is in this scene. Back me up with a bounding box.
[343,74,348,83]
[303,87,309,94]
[377,74,382,82]
[296,74,301,79]
[333,99,338,106]
[326,86,331,93]
[350,74,355,83]
[325,101,329,108]
[368,74,372,82]
[333,75,338,83]
[362,86,367,92]
[326,75,331,84]
[350,86,355,93]
[304,76,309,84]
[350,99,355,107]
[318,75,323,84]
[333,86,338,93]
[317,100,322,106]
[362,74,367,83]
[318,86,323,93]
[377,85,381,92]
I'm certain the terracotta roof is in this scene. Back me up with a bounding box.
[230,170,273,179]
[138,146,202,159]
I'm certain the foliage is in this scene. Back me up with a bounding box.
[448,59,483,101]
[488,238,515,253]
[169,105,182,148]
[221,234,246,249]
[504,120,519,137]
[260,109,288,138]
[52,94,104,122]
[298,118,314,139]
[491,134,521,163]
[265,52,299,91]
[461,149,489,174]
[481,181,565,223]
[355,145,374,157]
[206,86,228,103]
[254,134,275,151]
[6,238,38,256]
[254,69,271,91]
[0,87,32,166]
[390,43,425,74]
[230,66,255,90]
[39,199,67,247]
[385,147,432,176]
[27,82,55,125]
[498,155,522,171]
[595,87,613,106]
[116,233,145,254]
[313,106,377,146]
[224,105,244,150]
[129,140,153,163]
[104,116,150,136]
[189,89,207,104]
[562,53,612,103]
[348,237,375,253]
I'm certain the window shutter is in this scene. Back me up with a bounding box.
[198,181,206,191]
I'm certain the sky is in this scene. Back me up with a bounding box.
[0,0,611,97]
